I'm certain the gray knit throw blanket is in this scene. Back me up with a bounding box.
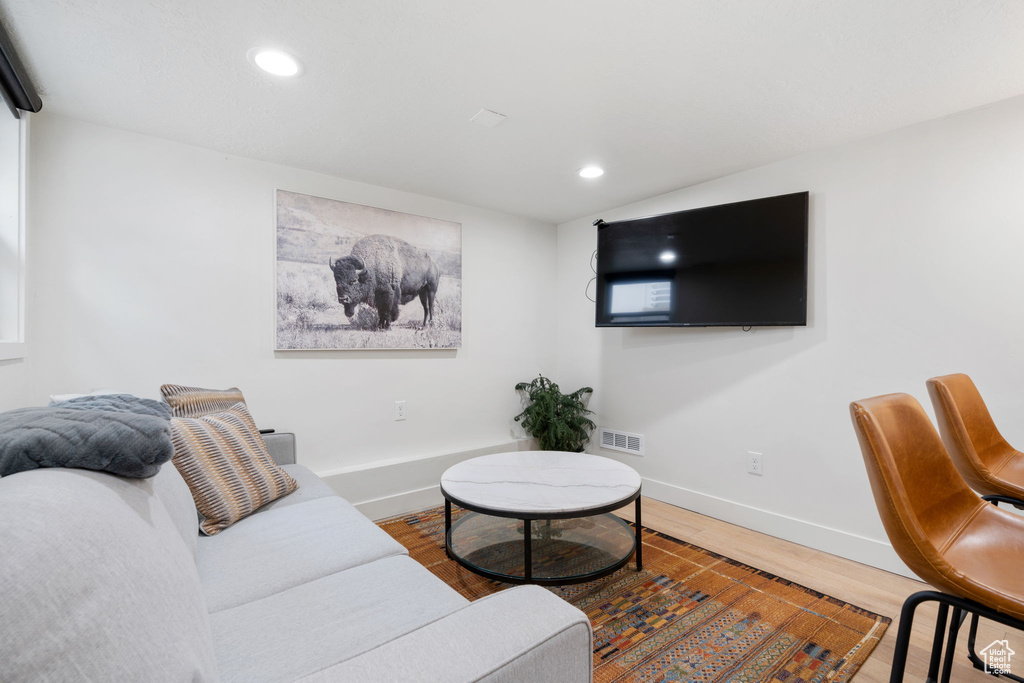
[0,394,173,478]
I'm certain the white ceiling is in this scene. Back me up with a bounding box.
[3,0,1024,224]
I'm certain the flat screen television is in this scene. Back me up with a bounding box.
[595,191,808,327]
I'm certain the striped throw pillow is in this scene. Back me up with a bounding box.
[170,403,297,535]
[161,384,248,418]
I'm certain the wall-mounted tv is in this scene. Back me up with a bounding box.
[595,192,808,327]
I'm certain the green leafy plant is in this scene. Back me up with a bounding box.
[514,375,596,452]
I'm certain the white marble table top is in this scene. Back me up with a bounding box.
[440,451,641,515]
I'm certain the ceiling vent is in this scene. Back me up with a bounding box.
[598,428,644,455]
[469,108,506,128]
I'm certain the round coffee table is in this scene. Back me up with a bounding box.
[439,451,642,585]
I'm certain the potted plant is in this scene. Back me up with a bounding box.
[514,375,596,452]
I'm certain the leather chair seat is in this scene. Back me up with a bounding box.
[984,453,1024,497]
[940,503,1024,620]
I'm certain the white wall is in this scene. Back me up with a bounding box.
[24,94,1024,566]
[27,114,557,510]
[558,94,1024,575]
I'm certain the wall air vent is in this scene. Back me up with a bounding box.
[598,428,644,455]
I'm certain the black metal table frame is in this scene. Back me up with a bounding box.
[441,486,642,586]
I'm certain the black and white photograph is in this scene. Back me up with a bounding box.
[276,190,462,350]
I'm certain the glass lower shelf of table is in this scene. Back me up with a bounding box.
[446,511,638,585]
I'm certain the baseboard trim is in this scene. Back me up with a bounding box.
[352,485,443,521]
[639,477,914,578]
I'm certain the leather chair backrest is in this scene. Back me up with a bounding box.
[850,393,983,590]
[927,373,1014,496]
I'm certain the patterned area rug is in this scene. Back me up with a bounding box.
[378,506,890,683]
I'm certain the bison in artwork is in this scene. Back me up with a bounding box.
[329,234,440,329]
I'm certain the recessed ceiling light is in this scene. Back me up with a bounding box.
[578,165,604,179]
[470,108,507,127]
[659,250,677,263]
[248,48,301,77]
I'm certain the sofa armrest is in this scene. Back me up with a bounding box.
[296,585,591,682]
[260,432,296,465]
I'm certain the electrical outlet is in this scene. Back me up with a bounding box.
[394,400,407,421]
[747,451,763,476]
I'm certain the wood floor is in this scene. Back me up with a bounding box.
[615,497,1007,682]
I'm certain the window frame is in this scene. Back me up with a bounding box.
[0,114,28,361]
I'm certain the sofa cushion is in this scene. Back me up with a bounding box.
[295,586,593,683]
[171,403,297,535]
[258,463,337,511]
[197,495,408,612]
[162,383,248,418]
[0,468,218,681]
[209,555,468,683]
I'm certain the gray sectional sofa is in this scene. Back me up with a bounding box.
[0,433,592,682]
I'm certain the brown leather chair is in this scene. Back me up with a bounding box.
[851,393,1024,683]
[927,373,1024,505]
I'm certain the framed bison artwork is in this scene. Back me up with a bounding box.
[276,190,462,350]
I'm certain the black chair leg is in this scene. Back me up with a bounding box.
[939,608,965,683]
[967,611,985,671]
[891,591,1024,683]
[926,602,950,683]
[891,592,933,683]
